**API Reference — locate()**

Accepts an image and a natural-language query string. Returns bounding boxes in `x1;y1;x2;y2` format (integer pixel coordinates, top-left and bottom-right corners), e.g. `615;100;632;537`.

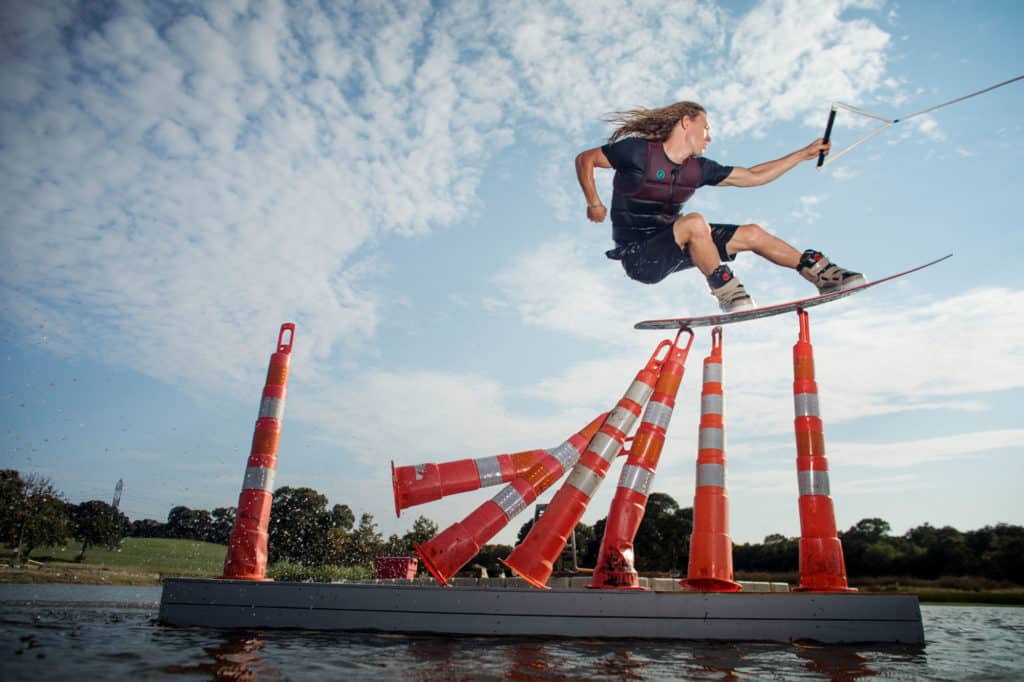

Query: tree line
3;469;1022;584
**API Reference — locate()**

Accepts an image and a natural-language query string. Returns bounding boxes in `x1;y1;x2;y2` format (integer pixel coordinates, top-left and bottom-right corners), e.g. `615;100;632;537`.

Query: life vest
609;140;701;244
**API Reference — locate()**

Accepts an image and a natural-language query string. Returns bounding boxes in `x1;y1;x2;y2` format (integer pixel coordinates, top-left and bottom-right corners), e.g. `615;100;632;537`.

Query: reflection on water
0;586;1020;681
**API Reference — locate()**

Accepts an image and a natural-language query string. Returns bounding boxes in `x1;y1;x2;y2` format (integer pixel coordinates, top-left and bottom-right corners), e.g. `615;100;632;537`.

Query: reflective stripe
259;396;285;420
588;431;619;460
699;427;724;451
547;440;579;469
492;485;527;519
605;405;638;434
696;463;725;488
567;465;603;498
798;470;831;496
243;466;276;491
703;363;722;384
794;393;819;417
624;381;655;407
414;464;427;481
701;394;723;416
476;456;503;487
619;464;654;496
642;400;673;430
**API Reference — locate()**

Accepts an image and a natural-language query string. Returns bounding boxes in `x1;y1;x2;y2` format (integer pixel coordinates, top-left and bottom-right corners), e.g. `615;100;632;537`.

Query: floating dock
159;578;924;644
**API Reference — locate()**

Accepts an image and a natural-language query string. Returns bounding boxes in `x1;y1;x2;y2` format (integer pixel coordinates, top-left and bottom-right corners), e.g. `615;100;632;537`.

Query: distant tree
71;500;128;560
844;518;892;543
166;506;213;541
632;493;692;573
0;470;25;540
904;524;969;578
975;524;1024;581
208;507;236;545
343;513;384;567
402;516;438;549
573;522;597;568
2;473;70;561
470;544;514;577
331;504;355;531
516;518;534;546
129;519;167;538
268;487;333;565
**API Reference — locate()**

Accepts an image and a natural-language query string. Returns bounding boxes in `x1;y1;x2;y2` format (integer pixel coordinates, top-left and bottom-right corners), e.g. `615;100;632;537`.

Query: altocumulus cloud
1;0;898;403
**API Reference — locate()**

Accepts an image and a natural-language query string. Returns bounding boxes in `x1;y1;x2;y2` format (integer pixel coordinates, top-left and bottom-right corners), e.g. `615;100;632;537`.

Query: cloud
791;193;829;222
692;0;893;136
828;429;1024;469
0;0;900;401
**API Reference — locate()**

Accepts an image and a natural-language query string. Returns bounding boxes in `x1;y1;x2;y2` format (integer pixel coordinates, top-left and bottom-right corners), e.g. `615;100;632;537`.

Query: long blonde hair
606;101;706;142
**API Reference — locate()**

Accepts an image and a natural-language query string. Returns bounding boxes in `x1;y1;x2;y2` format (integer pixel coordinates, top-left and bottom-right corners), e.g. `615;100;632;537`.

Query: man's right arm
575;147;612;223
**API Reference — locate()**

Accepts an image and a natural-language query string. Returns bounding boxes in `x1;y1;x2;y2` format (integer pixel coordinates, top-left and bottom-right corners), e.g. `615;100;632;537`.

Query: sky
2;0;1022;556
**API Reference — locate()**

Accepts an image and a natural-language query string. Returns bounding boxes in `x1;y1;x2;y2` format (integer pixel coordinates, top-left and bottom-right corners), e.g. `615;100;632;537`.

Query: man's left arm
718;138;831;187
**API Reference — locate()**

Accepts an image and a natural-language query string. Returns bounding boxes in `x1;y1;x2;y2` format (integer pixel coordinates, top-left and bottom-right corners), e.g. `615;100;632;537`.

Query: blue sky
2;0;1022;552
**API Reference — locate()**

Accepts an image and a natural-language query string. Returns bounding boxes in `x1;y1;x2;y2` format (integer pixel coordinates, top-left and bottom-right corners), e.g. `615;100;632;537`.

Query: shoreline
3;566;1021;605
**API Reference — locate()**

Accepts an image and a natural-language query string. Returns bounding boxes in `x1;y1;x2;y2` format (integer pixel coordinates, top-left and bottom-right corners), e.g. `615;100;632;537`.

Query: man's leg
675;214;754;312
672;213;724;275
724;223;801;268
725;223;865;293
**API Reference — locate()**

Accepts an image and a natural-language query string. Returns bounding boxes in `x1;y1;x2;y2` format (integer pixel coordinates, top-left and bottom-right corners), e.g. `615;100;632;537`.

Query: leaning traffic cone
791;310;856;592
222;323;295;581
590;331;695;589
680;327;742;592
503;341;670;590
414;414;605;587
392;447;552;517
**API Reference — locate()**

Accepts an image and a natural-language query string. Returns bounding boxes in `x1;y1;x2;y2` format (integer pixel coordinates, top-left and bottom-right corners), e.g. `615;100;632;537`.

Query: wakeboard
634;254;952;330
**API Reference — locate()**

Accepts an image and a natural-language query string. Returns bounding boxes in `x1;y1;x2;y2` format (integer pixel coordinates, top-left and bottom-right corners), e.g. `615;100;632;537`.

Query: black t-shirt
600;136;733;243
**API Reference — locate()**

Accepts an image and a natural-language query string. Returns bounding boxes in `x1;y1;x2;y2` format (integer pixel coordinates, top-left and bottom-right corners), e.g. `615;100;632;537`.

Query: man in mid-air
576;101;864;312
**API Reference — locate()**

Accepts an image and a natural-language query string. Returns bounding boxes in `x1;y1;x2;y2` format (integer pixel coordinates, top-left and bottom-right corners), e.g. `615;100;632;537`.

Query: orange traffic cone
502;341;670;590
590;330;695;589
222;323;295;581
680;327;741;592
791;310;856;592
392;447;551;517
414;414;605;586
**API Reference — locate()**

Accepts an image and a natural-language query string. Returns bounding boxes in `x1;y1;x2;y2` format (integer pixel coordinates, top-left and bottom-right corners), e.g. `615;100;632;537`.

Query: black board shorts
606;223;740;284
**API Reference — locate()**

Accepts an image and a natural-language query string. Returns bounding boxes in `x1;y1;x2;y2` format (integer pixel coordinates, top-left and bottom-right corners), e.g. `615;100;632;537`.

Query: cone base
413;542;452;588
679;578;742;593
219;574;273;582
588;569;645;590
793;585;858;593
500;559;551;591
586;584;647;591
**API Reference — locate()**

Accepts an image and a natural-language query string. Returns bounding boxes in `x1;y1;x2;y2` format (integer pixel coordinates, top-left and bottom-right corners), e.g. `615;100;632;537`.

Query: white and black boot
708;265;754;312
798;250;866;294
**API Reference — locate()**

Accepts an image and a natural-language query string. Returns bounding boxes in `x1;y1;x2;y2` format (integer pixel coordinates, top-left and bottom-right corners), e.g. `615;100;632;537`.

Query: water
1;584;1022;680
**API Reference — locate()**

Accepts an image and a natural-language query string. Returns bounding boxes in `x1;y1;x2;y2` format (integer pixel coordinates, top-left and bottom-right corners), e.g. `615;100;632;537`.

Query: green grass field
1;538;226;583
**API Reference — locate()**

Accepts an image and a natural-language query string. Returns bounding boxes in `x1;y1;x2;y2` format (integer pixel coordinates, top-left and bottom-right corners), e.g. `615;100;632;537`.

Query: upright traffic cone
680;327;742;592
222;323;295;581
791;310;856;592
414;414;605;586
392;447;552;517
590;330;695;589
503;341;670;590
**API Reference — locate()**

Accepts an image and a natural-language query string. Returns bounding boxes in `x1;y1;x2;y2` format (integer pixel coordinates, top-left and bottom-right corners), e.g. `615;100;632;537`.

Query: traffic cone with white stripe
414;414;605;587
590;331;695;589
392;447;552;517
222;323;295;581
502;341;670;590
791;310;855;592
680;327;741;592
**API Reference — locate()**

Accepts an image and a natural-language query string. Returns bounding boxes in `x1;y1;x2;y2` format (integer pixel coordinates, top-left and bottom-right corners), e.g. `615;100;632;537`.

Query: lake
1;584;1021;680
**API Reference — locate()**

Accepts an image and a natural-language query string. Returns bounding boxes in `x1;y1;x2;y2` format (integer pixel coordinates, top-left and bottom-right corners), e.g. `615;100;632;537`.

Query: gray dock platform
159;577;924;644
